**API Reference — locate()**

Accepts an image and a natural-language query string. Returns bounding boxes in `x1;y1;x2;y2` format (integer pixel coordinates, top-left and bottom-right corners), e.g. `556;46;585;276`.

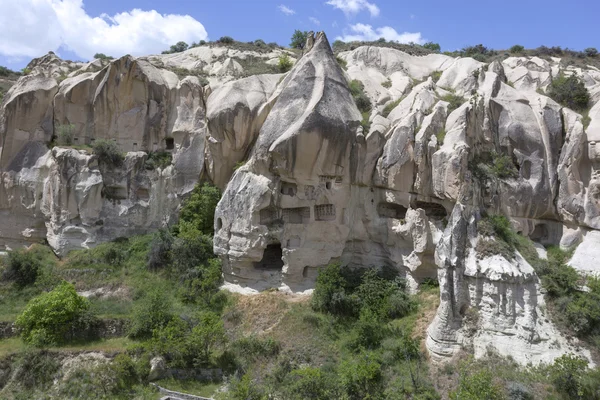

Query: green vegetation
93;53;114;61
441;93;466;114
218;36;235;44
290;30;309;50
509;44;525;54
423;42;441;53
348;79;372;132
92;138;124;167
382;98;402;118
332;39;436;56
381;78;392;88
16;281;94;347
450;360;504;400
56;123;75;146
0;66;16;77
168;66;210;85
144;151;172;170
470;151;519;182
431;70;443;83
162;41;189;54
547;74;590;111
277;54;293;73
336;55;348;70
435;129;446;145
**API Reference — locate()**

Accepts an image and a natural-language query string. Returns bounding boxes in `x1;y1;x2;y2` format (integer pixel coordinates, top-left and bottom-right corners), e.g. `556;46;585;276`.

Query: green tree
339;351;383;399
16;281;93;346
282;367;336;400
188;311;226;365
92;139;124;166
178;182;221;236
423;42;441;52
547;74;590;111
585;47;598;57
163;41;189;54
129;286;174;339
290;30;309;49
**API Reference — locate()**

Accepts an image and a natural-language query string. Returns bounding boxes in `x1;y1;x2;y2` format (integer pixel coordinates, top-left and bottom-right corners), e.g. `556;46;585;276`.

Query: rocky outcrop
4;32;600;365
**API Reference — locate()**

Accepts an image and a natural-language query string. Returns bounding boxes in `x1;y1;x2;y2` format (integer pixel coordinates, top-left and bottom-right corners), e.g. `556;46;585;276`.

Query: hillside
1;30;600;399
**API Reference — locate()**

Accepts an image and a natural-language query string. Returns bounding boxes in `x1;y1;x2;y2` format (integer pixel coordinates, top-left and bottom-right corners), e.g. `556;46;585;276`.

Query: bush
144;151;172;170
550;354;589;399
278;54;293;73
441;93;466;114
431;70;442;83
547;74;590;111
218;36;234;44
381;79;392;88
2;249;42;289
188;311;226;365
16;281;94;346
92;139;124;166
282;367;338;400
336;56;348;70
12;350;61;390
450;363;503;400
129;286;174;339
56;123;74;146
382;98;402;118
339;351;383;399
147;229;173;271
423;42;441;53
93;53;114;60
510;45;525;54
585;47;598;57
178;182;221;236
348;80;371;115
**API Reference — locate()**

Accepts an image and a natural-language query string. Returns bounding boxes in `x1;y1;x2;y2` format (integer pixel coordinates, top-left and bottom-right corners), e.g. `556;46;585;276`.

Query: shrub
253;39;266;47
450;364;503;400
381;79;392;88
550;354;589;399
218;36;234;44
290;30;309;49
56;123;74;146
348;80;371;115
585;47;598;57
188;311;226;365
436;129;446;145
92;139;124;166
178;182;221;236
93;53;114;60
382;98;402;118
336;56;348;70
311;263;356;316
12;350;61;390
2;249;42;288
223;373;266;400
282;367;337;400
423;42;441;53
171;233;214;273
547;74;590;111
509;45;525;54
431;70;443;83
278;54;293;73
0;66;14;77
339;351;383;399
147;229;173;270
129;286;174;339
144;151;172;170
441;93;466;114
16;281;94;346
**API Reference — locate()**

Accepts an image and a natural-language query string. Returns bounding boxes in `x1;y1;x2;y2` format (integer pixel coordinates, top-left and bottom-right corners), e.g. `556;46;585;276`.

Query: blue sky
1;0;598;70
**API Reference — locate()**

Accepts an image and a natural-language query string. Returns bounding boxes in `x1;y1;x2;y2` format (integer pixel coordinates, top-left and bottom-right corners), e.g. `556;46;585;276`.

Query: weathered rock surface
3;32;600;365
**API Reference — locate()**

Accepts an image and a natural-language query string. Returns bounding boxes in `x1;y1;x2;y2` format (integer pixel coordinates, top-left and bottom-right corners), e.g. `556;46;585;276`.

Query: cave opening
165;137;175;150
254;244;284;270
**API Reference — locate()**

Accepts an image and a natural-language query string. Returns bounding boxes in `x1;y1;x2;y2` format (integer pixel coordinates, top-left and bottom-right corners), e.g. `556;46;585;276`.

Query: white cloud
337;23;424;44
0;0;208;60
278;4;296;15
309;17;321;25
325;0;380;17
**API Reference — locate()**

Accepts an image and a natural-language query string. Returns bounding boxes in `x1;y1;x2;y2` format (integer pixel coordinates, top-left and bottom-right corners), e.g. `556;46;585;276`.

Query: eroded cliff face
2;32;600;365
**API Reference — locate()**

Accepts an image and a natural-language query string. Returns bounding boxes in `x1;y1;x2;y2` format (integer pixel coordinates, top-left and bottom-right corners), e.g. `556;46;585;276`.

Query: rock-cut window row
315;204;336;221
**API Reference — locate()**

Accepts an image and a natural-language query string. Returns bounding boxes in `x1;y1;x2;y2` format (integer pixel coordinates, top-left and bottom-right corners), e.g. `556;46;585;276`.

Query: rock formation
2;32;600;365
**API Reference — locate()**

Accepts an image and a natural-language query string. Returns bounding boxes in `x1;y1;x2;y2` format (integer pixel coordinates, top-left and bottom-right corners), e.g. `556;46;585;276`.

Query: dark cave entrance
254;244;284;270
165;137;175;150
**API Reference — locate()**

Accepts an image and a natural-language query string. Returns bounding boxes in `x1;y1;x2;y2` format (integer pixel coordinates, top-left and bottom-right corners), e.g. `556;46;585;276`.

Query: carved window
282;207;310;224
315;204;336;221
